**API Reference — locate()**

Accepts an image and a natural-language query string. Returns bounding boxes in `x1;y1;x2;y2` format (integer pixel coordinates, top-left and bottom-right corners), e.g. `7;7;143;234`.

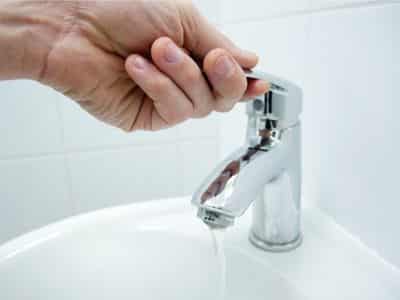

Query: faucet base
249;231;303;252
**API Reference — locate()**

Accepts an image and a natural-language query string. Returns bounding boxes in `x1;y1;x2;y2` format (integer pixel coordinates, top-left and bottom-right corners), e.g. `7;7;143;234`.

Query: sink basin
0;198;307;300
0;197;399;299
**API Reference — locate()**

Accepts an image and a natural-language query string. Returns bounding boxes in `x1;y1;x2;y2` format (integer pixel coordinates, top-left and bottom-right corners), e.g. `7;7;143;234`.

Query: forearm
0;1;73;81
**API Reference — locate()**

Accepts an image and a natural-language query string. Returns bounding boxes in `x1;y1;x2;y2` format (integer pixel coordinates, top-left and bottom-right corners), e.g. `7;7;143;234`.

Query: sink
0;197;399;299
0;198;307;300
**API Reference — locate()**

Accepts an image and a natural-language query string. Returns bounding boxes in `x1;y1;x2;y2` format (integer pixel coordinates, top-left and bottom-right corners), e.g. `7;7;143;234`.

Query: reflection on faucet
201;159;240;204
201;131;272;204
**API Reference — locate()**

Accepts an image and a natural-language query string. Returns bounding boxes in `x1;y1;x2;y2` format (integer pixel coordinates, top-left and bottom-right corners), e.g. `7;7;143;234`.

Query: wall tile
181;139;219;195
0;81;63;157
218;105;247;158
67;145;181;213
222;16;310;91
220;0;310;23
0;156;72;244
59;97;178;151
193;0;221;24
306;4;400;267
176;112;219;140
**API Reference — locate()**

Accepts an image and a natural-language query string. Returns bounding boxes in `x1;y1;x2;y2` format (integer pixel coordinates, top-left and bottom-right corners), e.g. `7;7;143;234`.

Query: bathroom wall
218;0;400;268
0;0;221;244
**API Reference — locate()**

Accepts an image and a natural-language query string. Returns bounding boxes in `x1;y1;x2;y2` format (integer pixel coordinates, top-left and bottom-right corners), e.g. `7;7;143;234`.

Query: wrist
0;1;77;80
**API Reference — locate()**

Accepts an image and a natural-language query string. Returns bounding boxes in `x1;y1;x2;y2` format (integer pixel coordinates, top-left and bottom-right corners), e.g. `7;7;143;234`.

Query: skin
0;0;269;131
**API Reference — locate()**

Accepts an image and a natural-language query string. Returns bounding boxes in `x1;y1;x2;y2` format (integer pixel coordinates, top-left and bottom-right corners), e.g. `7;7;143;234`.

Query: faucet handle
245;70;302;129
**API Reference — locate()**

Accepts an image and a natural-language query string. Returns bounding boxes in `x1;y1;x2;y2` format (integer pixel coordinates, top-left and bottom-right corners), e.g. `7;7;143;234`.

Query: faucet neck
192;70;303;251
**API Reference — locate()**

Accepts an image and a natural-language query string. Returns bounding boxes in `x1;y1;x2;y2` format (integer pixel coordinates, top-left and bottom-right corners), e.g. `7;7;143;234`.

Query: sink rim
0;197;191;262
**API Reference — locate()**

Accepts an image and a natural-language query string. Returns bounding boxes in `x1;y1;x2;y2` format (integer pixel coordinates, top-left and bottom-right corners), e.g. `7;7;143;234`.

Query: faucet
192;70;303;252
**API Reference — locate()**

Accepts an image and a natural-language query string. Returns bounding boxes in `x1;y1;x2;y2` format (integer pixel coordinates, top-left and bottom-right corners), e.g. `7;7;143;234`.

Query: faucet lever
244;70;302;127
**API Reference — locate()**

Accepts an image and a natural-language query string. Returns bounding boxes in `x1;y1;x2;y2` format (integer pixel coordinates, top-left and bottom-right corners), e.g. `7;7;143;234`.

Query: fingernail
164;42;183;64
213;55;235;79
131;56;147;70
241;49;258;58
259;80;270;93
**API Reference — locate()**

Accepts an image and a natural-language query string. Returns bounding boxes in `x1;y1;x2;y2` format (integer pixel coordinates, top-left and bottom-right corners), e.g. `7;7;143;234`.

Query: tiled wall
0;80;220;244
0;1;220;244
219;0;400;268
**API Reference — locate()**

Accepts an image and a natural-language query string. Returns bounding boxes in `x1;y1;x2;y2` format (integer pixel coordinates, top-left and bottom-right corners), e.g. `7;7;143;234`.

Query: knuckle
184;67;201;84
211;48;228;57
119;117;139;133
193;106;212;118
167;103;194;124
149;77;169;94
226;76;247;101
181;105;194;120
120;125;133;133
235;75;248;96
215;100;236;113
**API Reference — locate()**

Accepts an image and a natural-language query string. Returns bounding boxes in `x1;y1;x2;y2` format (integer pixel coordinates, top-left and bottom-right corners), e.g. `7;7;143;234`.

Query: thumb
184;9;258;69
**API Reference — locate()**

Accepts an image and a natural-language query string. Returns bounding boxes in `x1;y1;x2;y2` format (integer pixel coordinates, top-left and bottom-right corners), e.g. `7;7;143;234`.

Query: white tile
59;97;178;151
218;105;247;159
0;80;63;157
67;145;181;213
193;0;221;24
176;112;220;140
0;156;72;244
220;0;310;23
181;139;219;195
306;4;400;267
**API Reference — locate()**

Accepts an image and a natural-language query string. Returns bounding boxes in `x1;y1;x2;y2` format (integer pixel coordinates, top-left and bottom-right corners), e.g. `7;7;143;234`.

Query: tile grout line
222;0;400;25
0;136;219;162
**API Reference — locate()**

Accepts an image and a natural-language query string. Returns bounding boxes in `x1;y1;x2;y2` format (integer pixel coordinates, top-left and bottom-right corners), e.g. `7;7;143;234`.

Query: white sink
0;197;399;299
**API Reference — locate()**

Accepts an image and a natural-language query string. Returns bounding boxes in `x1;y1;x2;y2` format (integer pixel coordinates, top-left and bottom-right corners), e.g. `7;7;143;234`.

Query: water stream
209;228;227;300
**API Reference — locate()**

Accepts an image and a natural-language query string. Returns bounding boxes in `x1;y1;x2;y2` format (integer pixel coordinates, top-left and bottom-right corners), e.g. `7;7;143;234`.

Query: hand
1;1;268;131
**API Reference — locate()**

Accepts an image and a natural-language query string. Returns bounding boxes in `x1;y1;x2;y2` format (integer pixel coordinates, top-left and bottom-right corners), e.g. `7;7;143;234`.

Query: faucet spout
192;128;290;225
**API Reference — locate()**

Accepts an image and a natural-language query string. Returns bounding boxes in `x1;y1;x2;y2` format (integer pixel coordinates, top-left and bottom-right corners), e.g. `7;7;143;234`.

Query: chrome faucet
192;70;303;252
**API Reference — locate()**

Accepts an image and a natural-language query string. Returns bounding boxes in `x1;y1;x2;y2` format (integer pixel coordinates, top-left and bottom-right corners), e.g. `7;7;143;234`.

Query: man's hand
0;1;268;131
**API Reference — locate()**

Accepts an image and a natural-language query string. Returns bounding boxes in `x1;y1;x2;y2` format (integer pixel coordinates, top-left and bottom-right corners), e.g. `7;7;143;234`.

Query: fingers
151;37;214;118
186;17;270;103
242;79;270;101
203;48;248;112
197;24;258;69
126;36;269;130
125;54;194;128
152;38;266;114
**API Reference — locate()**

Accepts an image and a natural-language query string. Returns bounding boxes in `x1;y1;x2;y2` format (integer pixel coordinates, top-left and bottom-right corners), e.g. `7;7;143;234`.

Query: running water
209;228;227;300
